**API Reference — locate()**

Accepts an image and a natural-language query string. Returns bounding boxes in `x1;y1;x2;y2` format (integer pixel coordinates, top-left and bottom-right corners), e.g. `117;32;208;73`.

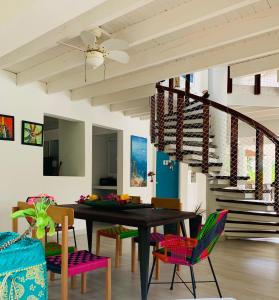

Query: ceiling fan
59;28;130;81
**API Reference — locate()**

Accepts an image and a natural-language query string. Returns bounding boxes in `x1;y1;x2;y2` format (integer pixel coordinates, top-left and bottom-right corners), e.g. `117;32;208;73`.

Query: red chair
148;210;228;298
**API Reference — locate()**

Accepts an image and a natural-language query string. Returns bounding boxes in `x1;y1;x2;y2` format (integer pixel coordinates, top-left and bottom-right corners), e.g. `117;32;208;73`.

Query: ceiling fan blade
100;38;129;51
80;31;96;48
59;41;85;52
107;50;130;64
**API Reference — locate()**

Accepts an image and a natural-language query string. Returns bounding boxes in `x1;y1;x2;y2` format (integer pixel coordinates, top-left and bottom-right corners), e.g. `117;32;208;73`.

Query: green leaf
36;227;45;239
12;208;36;219
47;217;56;236
36;216;48;228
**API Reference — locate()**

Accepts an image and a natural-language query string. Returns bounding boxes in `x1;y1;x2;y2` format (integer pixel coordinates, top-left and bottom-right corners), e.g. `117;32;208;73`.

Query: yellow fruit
89;194;98;201
120;194;130;201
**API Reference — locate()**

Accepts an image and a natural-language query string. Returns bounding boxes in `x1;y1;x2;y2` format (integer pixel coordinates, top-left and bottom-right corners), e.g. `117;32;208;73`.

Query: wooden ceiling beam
231;53;279;78
71;29;279;100
110;98;150;112
0;0;155;69
91;84;155;106
48;4;279;93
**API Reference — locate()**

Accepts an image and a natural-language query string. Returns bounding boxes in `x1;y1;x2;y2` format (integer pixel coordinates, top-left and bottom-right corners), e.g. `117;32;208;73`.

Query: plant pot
189;215;202;238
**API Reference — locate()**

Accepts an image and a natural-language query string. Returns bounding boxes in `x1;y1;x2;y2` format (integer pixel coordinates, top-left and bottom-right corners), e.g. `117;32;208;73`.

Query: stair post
202;104;210;173
168;79;174;115
230;116;238;187
274;143;279;211
176;93;184;161
157;87;165;152
255;129;264;200
150;95;156;144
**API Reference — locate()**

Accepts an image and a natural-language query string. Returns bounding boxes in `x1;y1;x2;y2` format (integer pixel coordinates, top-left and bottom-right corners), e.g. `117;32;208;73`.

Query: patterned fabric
134;232;165;245
98;225;138;240
153;210;228;266
46;250;109;277
0;232;47;300
45;242;75;257
0;263;47;300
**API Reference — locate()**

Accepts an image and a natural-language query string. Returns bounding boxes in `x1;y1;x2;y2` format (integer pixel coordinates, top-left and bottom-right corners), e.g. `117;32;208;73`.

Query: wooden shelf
93;185;117;190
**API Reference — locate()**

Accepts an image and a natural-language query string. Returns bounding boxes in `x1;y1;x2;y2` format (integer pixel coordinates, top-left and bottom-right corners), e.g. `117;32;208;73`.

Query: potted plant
0;195;56;251
189;203;205;238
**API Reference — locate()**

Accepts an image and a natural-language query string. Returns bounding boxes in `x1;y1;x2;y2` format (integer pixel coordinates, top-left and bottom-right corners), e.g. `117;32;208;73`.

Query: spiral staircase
150;83;279;238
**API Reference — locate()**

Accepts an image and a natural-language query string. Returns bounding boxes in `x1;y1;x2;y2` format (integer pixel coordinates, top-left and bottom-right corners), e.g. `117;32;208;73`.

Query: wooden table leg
138;226;151;300
86;220;94;253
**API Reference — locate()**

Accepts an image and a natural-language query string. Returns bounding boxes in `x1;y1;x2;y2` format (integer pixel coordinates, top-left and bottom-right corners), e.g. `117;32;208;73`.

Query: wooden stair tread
156;123;203;129
189;162;222;167
163;113;204;121
227;220;279;226
166;150;219;159
164;104;203;117
216;198;274;205
217;209;279;217
225;229;279;234
160;141;217;148
214;175;250;180
211;187;271;193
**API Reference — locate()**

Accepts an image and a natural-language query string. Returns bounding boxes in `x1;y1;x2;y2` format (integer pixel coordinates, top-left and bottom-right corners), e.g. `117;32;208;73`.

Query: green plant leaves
12;208;36;219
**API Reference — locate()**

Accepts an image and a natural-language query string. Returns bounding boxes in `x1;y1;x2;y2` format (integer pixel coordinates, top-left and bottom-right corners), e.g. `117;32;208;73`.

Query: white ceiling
1;0;279;119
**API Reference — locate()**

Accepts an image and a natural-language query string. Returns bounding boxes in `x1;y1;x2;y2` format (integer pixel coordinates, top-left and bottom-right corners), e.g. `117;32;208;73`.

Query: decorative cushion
134;232;165;245
98;225;138;239
45;242;75;257
46;250;109;277
0;232;47;299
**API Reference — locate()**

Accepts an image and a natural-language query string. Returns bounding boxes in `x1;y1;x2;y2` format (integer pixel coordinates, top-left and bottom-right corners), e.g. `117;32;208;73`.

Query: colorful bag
0;232;47;300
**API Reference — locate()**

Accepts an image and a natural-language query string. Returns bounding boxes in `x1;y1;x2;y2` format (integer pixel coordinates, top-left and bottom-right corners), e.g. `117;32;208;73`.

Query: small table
63;204;195;300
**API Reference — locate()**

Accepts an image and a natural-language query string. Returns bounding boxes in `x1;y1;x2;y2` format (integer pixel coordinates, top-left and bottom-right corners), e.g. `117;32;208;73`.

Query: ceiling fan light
87;51;104;68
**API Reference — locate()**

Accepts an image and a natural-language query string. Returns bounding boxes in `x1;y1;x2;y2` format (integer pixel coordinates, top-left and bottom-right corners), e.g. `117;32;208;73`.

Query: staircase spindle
150;95;156;144
168;79;174;115
202;104;210;173
176;93;184;161
185;74;191;106
274;143;279;211
157;88;165;151
255;129;264;200
230;116;238;187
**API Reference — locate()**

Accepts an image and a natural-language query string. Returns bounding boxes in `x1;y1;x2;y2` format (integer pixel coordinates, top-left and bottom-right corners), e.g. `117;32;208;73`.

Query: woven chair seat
98;225;138;239
46;250;109;277
45;242;75;257
134;232;165;245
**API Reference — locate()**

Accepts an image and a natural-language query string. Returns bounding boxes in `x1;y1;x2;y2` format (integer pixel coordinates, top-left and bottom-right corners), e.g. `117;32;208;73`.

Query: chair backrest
130;196;141;204
151;197;181;235
151;197;181;210
190;210;228;264
13;201;74;300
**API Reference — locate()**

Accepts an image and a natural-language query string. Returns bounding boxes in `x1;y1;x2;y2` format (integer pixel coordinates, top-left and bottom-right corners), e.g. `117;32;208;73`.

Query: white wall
0;70;154;231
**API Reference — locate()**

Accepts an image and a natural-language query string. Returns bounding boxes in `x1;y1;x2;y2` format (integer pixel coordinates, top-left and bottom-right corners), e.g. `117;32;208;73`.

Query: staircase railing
151;83;279;211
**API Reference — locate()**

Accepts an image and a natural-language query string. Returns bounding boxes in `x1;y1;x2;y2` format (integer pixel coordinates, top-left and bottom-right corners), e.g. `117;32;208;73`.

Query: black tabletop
63;204;195;227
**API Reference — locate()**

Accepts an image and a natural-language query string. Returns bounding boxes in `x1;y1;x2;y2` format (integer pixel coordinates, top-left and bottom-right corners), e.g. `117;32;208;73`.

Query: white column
208;66;229;174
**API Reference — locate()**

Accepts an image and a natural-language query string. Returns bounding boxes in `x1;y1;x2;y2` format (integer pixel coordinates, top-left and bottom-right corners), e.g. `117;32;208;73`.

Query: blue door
156;151;179;198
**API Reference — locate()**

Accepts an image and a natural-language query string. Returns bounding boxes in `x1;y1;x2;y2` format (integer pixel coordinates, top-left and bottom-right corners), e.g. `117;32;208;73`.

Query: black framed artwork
0;114;14;141
22;120;44;146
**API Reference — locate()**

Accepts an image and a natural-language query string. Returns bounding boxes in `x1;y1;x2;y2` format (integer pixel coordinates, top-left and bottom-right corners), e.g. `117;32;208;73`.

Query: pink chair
46;250;111;297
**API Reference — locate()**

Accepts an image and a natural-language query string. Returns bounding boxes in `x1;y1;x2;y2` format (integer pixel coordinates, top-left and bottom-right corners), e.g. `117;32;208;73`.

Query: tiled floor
48;228;279;300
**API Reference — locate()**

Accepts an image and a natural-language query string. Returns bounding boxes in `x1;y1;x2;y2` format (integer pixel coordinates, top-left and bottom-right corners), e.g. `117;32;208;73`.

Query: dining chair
96;196;141;268
15;201;112;300
131;197;182;278
148;210;228;299
26;196;78;249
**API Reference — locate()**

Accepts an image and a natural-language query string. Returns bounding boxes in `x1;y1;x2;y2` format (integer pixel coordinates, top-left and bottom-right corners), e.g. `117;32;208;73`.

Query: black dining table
63;204;195;300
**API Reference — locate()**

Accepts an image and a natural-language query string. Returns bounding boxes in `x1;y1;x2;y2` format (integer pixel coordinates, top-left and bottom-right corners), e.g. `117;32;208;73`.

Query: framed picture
130;135;147;187
0;114;14;141
22;120;44;146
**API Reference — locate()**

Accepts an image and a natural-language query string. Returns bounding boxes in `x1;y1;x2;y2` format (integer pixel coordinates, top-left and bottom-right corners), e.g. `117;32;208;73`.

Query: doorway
156;151;179;198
